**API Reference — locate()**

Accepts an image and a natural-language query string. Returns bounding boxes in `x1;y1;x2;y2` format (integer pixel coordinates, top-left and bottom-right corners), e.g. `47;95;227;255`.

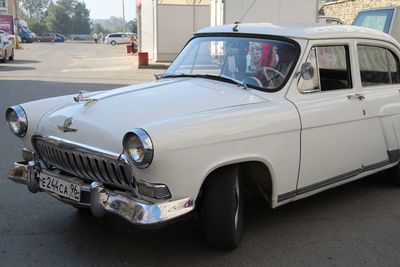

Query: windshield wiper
155;73;249;90
155;73;196;80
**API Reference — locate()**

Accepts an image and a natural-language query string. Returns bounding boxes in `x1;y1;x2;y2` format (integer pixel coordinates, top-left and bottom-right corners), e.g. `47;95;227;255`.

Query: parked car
353;6;400;42
6;24;400;249
0;35;14;62
318;16;344;25
37;33;56;42
18;27;35;43
0;30;23;45
52;33;65;42
104;33;131;46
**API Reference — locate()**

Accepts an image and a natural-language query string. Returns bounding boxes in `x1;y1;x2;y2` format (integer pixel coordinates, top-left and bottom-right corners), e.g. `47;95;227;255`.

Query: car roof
196;23;397;43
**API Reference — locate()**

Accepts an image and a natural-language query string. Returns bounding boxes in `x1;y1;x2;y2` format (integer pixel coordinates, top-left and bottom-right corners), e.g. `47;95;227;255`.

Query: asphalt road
1;42;400;267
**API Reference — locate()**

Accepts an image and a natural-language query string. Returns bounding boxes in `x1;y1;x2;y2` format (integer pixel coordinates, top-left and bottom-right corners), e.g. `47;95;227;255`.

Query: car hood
37;78;266;152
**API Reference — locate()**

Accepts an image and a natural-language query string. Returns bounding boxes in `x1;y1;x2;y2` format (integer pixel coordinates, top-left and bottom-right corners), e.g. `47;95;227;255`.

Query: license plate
39;173;81;202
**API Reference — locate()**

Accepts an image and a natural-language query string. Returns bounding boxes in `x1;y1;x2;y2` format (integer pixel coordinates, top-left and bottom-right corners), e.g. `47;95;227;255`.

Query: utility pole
12;0;19;48
122;0;126;33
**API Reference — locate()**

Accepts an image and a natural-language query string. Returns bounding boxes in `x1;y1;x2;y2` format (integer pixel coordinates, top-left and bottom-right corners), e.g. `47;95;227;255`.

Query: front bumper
8;161;195;226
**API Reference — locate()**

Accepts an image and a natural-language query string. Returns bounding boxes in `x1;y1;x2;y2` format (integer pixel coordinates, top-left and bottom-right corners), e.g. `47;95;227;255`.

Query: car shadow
7;59;41;65
0;65;36;71
48;170;398;265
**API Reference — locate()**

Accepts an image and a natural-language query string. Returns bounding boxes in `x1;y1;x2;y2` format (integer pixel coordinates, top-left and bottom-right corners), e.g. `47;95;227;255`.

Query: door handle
347;93;365;100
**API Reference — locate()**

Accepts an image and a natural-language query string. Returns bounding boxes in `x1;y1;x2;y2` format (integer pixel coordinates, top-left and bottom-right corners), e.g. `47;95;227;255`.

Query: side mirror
299;62;314;80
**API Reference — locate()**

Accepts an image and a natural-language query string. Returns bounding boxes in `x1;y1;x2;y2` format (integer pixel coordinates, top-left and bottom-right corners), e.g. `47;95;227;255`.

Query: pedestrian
93;33;98;44
129;33;137;53
99;32;104;43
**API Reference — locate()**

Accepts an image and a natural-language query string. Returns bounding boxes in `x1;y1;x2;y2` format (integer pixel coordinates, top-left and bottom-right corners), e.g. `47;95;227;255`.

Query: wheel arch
196;159;275;208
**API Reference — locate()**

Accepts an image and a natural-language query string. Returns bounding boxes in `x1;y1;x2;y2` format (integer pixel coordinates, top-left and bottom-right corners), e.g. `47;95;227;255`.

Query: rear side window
298;45;352;93
358;45;400;86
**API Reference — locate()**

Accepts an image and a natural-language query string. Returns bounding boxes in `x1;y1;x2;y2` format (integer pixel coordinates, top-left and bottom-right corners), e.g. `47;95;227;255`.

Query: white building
137;0;318;62
0;0;12;15
137;0;211;62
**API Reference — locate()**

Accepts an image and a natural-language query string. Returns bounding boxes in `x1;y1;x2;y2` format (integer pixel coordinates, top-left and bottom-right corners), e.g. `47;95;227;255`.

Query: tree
45;2;72;34
57;0;78;16
20;0;50;20
25;18;48;34
71;2;90;34
92;23;106;34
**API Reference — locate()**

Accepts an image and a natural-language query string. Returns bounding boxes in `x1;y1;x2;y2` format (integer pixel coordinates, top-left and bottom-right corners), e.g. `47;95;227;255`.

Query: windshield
165;35;299;91
353;9;394;33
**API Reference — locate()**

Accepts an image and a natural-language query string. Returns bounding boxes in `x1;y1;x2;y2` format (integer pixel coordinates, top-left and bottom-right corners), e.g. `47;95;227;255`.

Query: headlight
123;128;153;168
5;105;28;138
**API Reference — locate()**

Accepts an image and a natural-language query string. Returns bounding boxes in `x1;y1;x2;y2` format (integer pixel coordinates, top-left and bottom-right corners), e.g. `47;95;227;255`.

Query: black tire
22;38;26;43
202;165;243;249
111;40;116;46
387;163;400;186
72;204;92;214
9;49;14;61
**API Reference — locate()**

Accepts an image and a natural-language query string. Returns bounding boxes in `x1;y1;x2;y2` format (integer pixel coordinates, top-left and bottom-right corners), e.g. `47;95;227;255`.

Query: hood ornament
73;90;97;105
58;117;78;133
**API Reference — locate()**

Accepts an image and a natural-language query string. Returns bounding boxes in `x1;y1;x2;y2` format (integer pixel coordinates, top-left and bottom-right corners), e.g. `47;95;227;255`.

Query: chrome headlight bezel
123;128;154;169
5;105;28;138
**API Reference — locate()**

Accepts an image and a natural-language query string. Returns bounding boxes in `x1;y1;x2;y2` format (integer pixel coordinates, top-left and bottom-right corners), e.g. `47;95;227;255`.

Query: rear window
352;9;394;33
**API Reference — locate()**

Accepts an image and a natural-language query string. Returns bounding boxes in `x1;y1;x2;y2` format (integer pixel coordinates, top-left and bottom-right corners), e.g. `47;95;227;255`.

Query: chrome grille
32;136;135;190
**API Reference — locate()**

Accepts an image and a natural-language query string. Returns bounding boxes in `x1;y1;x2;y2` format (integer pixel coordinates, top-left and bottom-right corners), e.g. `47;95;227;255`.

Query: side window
317;46;352;90
387;50;400;84
358;45;390;86
298;45;352;93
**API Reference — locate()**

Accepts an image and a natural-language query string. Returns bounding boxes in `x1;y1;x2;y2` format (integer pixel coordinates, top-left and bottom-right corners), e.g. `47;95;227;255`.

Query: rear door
355;40;400;163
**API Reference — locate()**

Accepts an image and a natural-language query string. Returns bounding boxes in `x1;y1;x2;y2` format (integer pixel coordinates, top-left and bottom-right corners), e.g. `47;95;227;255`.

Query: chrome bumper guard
8;161;195;226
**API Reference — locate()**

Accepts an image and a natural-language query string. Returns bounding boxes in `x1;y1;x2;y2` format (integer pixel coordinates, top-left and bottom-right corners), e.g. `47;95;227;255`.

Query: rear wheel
387;163;400;186
202;165;243;249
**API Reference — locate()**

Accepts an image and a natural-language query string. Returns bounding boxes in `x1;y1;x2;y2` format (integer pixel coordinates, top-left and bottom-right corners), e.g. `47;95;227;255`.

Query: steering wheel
241;76;263;88
254;67;285;88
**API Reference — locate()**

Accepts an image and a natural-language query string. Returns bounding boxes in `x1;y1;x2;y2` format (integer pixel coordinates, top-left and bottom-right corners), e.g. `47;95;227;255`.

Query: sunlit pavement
0;42;161;85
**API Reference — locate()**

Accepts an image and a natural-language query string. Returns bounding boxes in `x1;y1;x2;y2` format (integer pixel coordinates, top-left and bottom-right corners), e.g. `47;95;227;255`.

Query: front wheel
111;40;117;46
1;51;8;63
202;165;243;249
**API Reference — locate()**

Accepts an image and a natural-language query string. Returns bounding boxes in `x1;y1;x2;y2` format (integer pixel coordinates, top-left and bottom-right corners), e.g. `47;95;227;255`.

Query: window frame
0;0;7;9
298;43;353;94
356;43;400;88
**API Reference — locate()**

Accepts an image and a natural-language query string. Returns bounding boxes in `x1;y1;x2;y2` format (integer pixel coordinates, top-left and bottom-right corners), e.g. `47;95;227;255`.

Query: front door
286;41;377;195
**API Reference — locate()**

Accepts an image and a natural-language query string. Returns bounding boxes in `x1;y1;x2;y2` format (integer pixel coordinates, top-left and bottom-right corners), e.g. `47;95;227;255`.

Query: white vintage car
6;24;400;249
